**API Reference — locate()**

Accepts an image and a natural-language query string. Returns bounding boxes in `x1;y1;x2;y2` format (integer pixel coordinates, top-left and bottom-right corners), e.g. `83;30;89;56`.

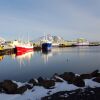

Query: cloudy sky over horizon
0;0;100;41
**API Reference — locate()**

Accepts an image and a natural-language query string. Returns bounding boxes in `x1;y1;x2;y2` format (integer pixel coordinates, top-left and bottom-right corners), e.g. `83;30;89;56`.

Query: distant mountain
31;35;64;43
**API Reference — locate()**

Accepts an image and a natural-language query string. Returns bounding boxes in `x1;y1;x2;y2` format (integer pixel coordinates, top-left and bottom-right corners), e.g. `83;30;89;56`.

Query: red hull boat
16;46;33;52
15;43;33;53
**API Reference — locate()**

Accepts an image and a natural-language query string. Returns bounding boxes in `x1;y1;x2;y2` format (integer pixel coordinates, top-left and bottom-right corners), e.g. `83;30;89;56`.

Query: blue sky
0;0;100;41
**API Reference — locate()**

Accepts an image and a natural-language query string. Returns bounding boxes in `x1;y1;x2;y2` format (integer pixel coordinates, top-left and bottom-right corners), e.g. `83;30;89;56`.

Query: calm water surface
0;46;100;82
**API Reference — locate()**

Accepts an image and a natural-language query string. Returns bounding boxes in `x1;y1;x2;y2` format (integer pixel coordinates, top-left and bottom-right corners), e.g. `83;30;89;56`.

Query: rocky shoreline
42;87;100;100
0;70;100;100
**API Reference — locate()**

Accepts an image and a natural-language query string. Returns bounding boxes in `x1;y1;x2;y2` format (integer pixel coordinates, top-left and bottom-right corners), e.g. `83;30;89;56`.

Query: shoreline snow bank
0;70;100;100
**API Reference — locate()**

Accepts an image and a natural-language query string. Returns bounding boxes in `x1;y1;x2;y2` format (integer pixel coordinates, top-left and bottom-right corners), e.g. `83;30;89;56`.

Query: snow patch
0;79;100;100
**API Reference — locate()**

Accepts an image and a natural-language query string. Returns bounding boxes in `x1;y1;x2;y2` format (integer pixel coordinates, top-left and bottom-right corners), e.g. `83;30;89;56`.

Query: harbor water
0;46;100;82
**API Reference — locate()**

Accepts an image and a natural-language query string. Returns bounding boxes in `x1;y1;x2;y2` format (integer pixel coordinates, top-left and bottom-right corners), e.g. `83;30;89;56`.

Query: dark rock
53;76;63;82
41;80;55;89
0;83;3;92
16;86;27;94
59;72;75;83
28;79;38;86
80;74;92;79
1;80;18;94
72;77;85;87
91;70;99;77
80;70;100;79
38;77;44;83
93;77;100;83
25;84;33;89
53;73;59;76
52;74;63;82
96;73;100;77
42;88;100;100
38;77;55;89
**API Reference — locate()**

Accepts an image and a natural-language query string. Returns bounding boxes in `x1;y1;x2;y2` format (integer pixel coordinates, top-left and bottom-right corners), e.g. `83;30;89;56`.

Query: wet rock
16;86;27;94
59;72;75;83
72;77;85;87
93;77;100;83
1;80;18;94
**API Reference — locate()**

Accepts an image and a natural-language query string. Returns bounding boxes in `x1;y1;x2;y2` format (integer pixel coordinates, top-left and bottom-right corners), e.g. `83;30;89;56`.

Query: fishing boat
15;42;33;53
52;43;60;47
42;40;52;51
41;35;52;51
73;38;89;46
15;34;34;53
74;42;89;46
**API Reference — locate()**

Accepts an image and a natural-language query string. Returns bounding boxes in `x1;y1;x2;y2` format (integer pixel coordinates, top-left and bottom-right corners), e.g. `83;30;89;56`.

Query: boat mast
27;33;29;43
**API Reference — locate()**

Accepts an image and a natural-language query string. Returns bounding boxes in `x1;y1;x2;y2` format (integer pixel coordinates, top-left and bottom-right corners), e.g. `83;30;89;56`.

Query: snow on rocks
0;70;100;100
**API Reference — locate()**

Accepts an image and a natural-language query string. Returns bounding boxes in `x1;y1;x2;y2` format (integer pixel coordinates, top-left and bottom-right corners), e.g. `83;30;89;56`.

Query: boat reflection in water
15;51;34;68
41;47;70;63
0;55;4;61
41;50;53;63
41;47;63;63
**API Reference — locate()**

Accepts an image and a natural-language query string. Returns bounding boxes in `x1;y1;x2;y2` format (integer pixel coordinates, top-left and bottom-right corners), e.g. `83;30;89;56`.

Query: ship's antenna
27;33;29;43
44;32;46;41
45;33;47;41
18;33;21;41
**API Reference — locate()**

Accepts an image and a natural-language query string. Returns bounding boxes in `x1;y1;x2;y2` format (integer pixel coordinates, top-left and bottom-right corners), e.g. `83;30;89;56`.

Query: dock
0;48;15;56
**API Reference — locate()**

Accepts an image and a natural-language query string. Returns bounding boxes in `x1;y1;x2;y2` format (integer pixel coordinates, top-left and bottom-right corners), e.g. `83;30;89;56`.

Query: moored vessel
41;34;52;51
42;41;52;51
73;38;89;46
15;42;33;53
